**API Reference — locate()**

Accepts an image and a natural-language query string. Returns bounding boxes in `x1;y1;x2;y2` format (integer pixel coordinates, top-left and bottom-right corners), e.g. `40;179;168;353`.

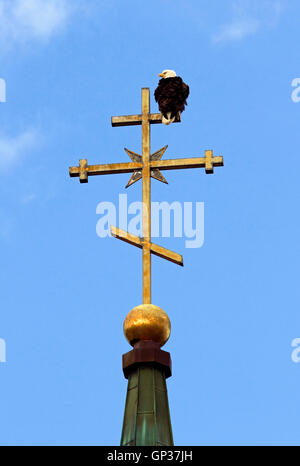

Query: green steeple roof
121;364;173;446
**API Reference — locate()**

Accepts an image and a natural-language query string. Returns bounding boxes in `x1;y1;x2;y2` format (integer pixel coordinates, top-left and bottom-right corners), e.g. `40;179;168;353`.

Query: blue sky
0;0;300;446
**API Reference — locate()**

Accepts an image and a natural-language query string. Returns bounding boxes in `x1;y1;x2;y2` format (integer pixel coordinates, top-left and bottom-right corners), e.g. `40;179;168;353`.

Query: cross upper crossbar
111;113;181;127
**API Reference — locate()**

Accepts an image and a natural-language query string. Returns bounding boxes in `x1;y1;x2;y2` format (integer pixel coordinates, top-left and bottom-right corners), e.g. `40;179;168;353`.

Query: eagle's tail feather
162;112;176;126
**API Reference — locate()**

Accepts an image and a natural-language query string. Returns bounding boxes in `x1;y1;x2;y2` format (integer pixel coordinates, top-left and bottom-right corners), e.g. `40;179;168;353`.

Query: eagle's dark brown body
154;77;190;120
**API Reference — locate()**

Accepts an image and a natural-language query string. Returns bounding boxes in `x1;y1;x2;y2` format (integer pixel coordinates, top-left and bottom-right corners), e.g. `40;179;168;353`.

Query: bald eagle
154;70;190;125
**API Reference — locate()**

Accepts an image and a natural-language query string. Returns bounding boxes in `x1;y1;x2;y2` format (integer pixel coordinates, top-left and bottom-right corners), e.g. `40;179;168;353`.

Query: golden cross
69;88;224;304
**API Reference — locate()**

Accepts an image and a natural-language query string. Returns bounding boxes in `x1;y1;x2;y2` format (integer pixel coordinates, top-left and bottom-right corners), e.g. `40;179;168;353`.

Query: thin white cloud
0;129;38;173
21;193;37;204
213;0;284;44
213;18;259;43
0;0;80;47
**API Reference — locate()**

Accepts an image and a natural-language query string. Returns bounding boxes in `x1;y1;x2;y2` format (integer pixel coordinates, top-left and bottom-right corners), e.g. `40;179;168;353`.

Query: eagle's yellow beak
159;73;164;77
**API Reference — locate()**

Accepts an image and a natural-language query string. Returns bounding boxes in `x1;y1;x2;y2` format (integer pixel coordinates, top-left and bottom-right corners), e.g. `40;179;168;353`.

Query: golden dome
124;304;171;348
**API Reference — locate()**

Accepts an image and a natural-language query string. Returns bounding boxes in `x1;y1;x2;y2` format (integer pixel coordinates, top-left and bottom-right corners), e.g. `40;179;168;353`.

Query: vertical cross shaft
142;88;151;304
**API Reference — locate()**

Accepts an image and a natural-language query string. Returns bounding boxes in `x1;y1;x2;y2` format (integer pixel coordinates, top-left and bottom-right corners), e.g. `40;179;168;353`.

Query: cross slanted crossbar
69;88;224;304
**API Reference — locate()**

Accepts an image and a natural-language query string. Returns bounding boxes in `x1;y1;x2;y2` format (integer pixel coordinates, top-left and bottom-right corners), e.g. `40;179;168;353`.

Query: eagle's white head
159;69;177;79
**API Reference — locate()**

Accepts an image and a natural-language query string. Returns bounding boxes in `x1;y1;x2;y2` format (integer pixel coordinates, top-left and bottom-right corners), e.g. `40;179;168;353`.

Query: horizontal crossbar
151;156;224;171
69;161;143;181
111;113;181;127
69;152;224;183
